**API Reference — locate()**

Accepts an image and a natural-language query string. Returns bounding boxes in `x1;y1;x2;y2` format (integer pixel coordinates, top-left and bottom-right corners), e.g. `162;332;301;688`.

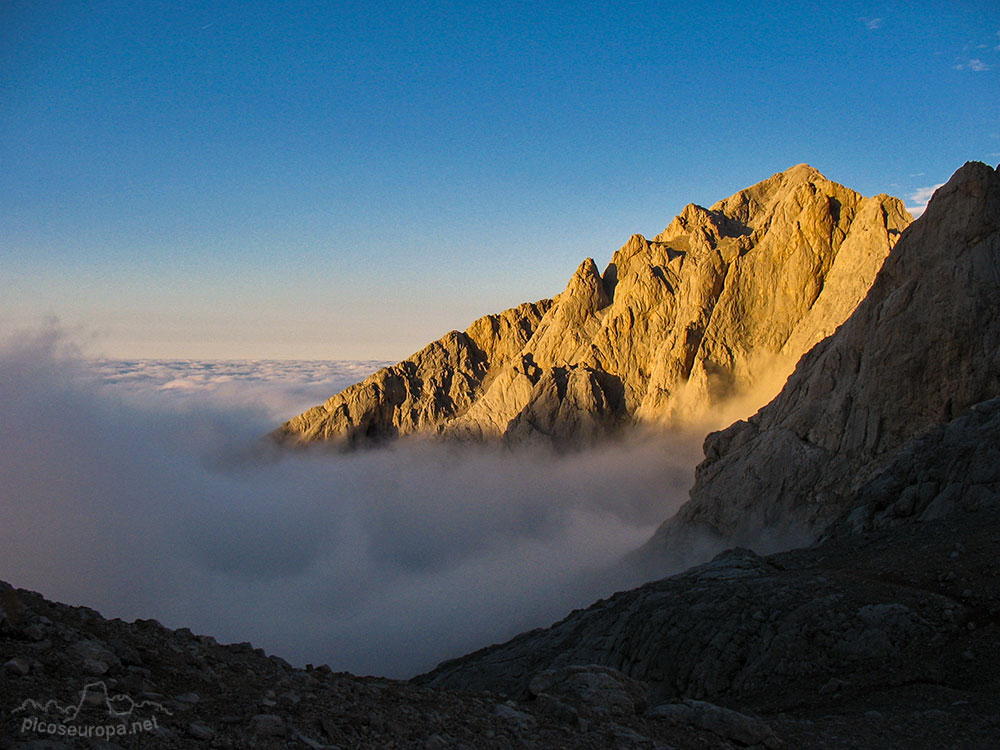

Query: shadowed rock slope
418;506;1000;749
0;579;784;749
642;160;1000;559
276;165;909;448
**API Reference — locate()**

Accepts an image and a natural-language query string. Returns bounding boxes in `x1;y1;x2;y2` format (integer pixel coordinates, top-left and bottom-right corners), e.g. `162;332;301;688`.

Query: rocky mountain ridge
640;160;1000;562
276;165;910;448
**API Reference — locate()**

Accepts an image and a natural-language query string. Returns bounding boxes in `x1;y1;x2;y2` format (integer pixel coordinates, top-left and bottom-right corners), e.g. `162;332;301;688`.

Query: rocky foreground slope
277;165;909;448
0;579;762;750
4;506;1000;749
420;505;1000;749
0;577;777;750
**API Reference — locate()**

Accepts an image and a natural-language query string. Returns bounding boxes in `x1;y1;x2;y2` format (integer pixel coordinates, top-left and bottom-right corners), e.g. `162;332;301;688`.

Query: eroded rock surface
643;162;1000;553
0;581;752;749
275;300;552;447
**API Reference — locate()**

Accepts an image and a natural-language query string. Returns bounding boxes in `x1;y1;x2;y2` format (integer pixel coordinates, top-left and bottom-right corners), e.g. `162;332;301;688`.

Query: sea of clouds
0;327;704;678
89;357;390;422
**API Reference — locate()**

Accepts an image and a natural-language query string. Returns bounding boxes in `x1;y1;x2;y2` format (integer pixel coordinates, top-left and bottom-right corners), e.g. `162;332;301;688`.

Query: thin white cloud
906;182;946;218
861;16;883;30
910;184;942;204
953;33;996;71
89;358;391;421
954;30;999;68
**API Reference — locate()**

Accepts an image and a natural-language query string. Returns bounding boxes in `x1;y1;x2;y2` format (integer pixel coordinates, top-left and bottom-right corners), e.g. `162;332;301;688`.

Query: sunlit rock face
643;161;1000;558
275;165;910;449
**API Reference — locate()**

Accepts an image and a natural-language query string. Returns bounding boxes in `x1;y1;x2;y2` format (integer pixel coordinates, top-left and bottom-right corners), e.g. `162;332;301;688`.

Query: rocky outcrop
420;545;944;703
274;300;552;446
277;165;910;448
846;396;1000;531
643;162;1000;554
417;504;1000;749
648;700;781;749
528;664;650;718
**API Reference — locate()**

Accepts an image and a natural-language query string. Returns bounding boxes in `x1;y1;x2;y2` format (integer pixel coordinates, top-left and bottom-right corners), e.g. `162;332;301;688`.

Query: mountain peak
275;167;910;448
751;163;829;193
920;160;999;229
781;162;824;179
649;160;1000;555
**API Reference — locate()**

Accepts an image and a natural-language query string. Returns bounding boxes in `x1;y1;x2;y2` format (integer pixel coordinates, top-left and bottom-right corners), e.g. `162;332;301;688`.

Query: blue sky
2;0;998;359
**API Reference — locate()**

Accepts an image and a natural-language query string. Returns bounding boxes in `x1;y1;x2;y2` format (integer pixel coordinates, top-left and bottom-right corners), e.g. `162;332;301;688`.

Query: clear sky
3;0;998;359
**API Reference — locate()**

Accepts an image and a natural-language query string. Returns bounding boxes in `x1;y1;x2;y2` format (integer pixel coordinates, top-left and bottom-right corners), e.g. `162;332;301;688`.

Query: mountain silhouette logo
13;681;173;723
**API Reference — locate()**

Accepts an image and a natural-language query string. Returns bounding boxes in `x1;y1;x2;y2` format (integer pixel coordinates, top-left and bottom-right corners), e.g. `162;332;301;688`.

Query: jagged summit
276;165;911;448
641;161;1000;561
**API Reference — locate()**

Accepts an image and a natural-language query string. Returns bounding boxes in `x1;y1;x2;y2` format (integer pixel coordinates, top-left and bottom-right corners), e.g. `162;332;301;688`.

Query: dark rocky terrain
420;506;1000;748
1;577;770;749
4;503;999;748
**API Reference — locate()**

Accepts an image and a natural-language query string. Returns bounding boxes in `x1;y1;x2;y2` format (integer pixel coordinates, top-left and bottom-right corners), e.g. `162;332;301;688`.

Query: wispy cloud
90;358;390;421
860;16;883;30
953;32;999;69
906;182;945;218
954;58;991;71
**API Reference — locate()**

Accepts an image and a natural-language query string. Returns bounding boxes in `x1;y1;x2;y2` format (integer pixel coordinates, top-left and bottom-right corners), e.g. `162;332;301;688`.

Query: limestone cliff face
277;165;910;448
275;300;552;446
646;161;1000;552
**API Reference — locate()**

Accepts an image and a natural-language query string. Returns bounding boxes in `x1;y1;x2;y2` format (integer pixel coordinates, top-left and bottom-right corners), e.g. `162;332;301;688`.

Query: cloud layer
0;329;702;677
89;357;391;421
906;182;946;218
